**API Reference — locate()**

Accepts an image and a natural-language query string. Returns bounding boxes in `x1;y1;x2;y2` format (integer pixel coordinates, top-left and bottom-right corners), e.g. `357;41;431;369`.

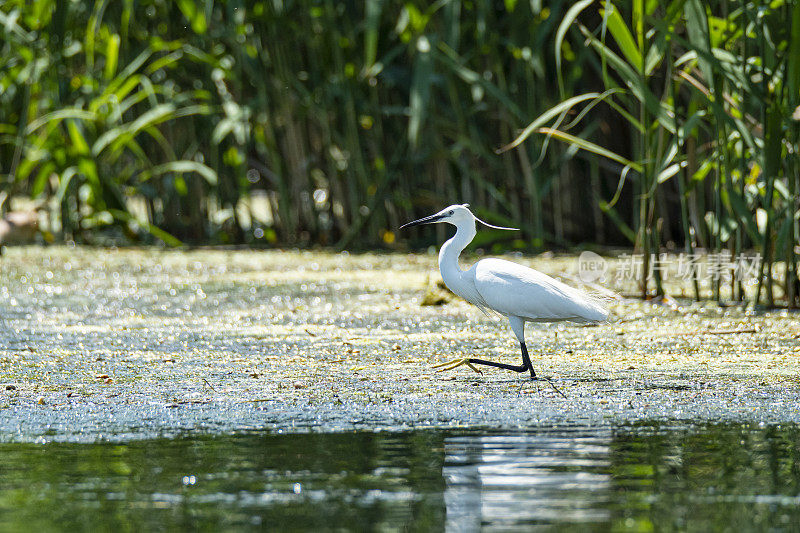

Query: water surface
1;422;797;531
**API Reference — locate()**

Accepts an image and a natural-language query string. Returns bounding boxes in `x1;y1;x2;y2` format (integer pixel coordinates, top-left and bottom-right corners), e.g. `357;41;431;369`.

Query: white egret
400;204;608;379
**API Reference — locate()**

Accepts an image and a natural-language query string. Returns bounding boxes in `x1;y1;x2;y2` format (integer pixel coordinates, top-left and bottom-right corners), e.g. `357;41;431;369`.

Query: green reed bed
0;1;797;306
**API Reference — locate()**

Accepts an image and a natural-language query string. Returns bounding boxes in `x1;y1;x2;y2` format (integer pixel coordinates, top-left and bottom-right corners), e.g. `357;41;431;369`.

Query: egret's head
399;204;518;230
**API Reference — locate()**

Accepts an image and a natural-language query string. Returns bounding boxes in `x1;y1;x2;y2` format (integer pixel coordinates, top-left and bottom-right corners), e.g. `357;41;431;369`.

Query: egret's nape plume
474;216;519;231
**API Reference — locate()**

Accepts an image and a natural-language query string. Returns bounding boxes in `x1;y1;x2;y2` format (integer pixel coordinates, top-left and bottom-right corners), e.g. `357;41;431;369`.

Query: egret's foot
529;376;567;398
432;358;483;374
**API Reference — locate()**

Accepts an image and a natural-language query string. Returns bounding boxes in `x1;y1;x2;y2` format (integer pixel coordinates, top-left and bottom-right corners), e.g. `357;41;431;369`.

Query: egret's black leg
465;357;528;373
466;341;535;376
519;342;536;379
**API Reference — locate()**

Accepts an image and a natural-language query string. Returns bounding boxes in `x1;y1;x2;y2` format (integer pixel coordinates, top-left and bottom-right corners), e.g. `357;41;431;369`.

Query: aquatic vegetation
510;1;800;306
1;247;799;443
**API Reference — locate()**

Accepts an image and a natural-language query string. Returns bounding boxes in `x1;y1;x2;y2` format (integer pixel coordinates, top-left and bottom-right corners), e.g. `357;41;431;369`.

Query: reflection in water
443;430;612;530
0;424;798;530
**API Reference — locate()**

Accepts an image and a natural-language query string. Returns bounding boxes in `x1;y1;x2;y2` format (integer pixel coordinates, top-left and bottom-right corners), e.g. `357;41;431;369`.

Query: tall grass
2;0;607;250
0;0;798;306
507;0;799;306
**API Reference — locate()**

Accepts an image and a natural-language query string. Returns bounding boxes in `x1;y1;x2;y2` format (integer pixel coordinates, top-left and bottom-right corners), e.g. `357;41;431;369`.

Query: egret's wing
453;271;500;319
473;258;608;322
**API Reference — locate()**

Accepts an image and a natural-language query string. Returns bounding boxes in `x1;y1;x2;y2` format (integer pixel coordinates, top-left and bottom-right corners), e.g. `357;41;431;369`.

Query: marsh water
3;248;800;530
1;423;798;531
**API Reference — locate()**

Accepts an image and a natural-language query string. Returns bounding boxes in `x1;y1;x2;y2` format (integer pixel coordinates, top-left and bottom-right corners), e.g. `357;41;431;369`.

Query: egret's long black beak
399;213;446;229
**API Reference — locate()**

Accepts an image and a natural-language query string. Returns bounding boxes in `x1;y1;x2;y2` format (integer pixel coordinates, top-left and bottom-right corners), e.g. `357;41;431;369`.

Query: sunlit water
0;423;798;531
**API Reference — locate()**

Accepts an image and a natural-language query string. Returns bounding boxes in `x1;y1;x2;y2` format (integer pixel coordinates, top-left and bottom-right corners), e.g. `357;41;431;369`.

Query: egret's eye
448;210;454;215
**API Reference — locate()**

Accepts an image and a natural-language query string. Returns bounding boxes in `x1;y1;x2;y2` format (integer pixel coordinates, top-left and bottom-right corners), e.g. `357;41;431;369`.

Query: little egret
400;204;608;379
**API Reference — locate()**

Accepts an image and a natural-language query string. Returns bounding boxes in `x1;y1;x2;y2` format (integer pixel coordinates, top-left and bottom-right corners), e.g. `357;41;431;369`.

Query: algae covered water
3;247;800;439
0;423;798;531
2;247;800;530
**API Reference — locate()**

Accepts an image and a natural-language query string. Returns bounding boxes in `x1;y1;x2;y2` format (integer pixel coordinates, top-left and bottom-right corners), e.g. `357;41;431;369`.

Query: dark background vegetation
1;0;798;305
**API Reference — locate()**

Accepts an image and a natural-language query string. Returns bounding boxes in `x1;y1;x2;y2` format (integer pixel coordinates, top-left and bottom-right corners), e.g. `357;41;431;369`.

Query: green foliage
1;0;602;250
514;0;800;305
1;0;220;242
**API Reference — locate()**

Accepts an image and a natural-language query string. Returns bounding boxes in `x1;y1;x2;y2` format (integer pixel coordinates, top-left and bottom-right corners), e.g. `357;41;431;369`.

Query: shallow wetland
1;247;799;529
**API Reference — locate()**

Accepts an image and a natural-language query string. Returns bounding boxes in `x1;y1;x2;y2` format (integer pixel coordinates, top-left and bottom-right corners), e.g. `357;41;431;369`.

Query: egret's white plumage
401;204;608;378
471;258;608;323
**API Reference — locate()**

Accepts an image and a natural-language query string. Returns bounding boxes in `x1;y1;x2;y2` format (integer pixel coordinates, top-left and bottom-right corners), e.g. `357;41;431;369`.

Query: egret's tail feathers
572;291;611;323
556;272;622;301
556;276;617;324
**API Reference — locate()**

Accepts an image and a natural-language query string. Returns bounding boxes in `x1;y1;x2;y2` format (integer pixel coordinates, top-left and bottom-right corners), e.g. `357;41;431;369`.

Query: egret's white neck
438;219;476;283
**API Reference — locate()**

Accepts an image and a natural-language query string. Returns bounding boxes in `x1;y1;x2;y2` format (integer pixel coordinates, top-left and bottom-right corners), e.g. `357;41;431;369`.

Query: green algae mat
1;246;799;442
